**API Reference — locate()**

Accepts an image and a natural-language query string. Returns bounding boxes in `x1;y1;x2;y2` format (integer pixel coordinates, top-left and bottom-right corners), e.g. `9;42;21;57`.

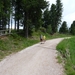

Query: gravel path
0;38;64;75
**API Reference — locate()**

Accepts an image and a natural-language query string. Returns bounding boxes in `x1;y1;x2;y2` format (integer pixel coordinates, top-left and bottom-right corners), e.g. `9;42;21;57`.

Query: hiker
40;34;43;43
43;35;46;42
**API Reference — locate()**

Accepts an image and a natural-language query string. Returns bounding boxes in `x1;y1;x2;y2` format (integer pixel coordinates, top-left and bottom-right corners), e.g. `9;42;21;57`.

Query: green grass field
56;37;75;75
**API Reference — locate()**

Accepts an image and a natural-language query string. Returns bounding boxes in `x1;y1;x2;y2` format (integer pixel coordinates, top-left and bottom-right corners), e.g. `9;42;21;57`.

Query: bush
40;27;46;33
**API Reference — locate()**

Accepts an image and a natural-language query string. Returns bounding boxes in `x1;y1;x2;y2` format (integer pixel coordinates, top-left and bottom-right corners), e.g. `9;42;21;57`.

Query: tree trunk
14;19;16;30
11;16;12;30
25;22;28;38
24;11;28;38
8;18;10;33
17;19;19;32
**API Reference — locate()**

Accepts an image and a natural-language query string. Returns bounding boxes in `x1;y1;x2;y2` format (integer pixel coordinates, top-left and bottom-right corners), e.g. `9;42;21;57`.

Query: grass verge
56;37;75;75
0;33;39;60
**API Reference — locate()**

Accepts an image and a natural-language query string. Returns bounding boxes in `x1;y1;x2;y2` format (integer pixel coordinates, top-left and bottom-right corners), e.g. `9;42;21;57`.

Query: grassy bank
0;32;72;61
0;33;39;60
56;37;75;75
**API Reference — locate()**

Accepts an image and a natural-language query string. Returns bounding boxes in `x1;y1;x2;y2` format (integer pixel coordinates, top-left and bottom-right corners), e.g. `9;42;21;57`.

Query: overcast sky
46;0;75;27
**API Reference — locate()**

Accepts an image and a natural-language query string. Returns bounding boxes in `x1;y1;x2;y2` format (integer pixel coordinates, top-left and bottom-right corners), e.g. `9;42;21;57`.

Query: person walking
40;34;43;44
43;35;46;42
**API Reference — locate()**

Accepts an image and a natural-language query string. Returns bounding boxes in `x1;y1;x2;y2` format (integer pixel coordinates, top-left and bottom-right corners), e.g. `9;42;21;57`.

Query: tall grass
56;37;75;75
0;34;39;60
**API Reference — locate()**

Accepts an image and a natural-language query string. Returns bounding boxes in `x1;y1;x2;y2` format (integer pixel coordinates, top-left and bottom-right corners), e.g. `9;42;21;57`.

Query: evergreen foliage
0;0;11;30
70;20;75;35
0;0;71;37
43;8;50;28
59;21;68;34
0;0;49;38
43;0;63;34
56;0;63;25
50;4;56;33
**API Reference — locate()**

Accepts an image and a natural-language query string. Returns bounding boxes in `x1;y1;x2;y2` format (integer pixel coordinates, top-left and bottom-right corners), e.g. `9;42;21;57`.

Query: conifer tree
59;21;68;34
70;21;75;35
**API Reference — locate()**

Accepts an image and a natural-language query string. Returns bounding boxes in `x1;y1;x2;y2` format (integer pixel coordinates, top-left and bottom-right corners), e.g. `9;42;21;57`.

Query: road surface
0;38;64;75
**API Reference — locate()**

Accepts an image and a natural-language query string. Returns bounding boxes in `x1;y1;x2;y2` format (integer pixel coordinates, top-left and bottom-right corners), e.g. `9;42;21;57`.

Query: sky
46;0;75;27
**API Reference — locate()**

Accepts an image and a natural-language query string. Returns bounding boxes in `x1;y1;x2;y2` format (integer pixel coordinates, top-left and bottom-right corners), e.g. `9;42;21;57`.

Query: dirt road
0;38;64;75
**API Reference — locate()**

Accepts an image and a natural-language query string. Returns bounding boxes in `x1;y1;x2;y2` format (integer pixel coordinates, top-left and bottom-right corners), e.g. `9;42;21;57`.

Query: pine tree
48;0;63;34
43;8;50;28
22;0;48;38
0;0;11;30
14;0;23;31
70;20;75;35
50;4;56;33
55;0;63;32
59;21;68;34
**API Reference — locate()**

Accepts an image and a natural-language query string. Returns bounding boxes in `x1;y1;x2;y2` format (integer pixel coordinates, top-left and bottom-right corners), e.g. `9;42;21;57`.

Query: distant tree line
59;21;68;34
59;20;75;35
0;0;75;38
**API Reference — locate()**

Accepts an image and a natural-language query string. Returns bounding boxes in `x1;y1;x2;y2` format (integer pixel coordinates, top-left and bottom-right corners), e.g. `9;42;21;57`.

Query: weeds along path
0;38;64;75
